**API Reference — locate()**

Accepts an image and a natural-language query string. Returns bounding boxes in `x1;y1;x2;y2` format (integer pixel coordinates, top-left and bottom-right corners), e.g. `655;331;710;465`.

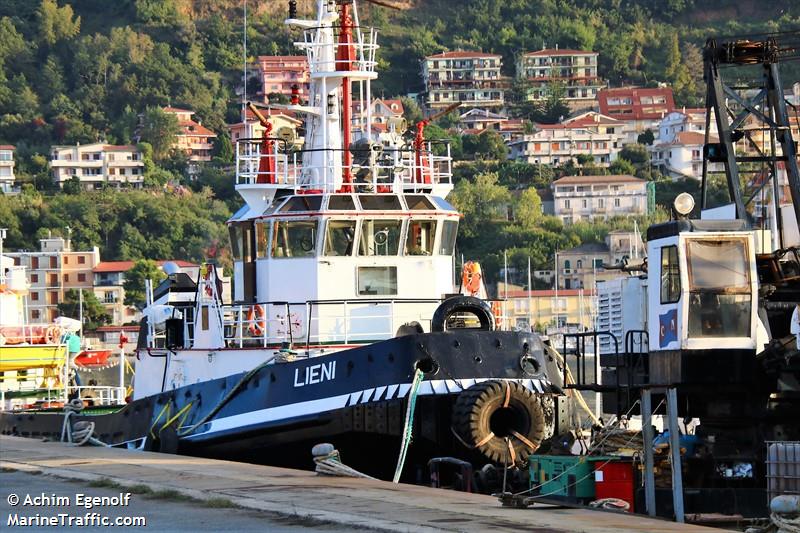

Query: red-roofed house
508;113;626;167
50;143;145;190
651;131;721;180
351;98;405;134
422;51;509;109
551;175;649;224
516;47;604;112
0;144;15;193
598;86;675;142
161;107;217;171
93;260;199;324
256;55;310;102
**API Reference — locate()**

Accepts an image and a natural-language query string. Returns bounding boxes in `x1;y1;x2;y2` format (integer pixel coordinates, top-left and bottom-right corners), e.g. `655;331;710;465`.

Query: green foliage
38;0;81;46
609;158;636;175
462;130;509;161
123;259;166;308
637;129;655;145
138;107;180;162
57;289;110;331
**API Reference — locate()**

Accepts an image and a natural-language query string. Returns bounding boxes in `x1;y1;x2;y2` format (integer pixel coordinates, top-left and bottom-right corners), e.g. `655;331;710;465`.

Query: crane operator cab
645;200;762;394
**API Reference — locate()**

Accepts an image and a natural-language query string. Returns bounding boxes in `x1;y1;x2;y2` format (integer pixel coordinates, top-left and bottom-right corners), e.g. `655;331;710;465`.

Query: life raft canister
452;380;545;465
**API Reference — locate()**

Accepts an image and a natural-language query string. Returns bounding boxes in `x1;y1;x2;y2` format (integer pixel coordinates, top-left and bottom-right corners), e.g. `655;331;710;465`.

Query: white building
50;143;145;189
422;51;508;109
508;126;621;167
551;174;649;224
0;145;15;193
650;131;721;180
516;48;604;111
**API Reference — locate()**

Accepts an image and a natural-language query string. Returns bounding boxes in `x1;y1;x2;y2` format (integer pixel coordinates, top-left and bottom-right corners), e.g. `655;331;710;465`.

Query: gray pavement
1;470;361;532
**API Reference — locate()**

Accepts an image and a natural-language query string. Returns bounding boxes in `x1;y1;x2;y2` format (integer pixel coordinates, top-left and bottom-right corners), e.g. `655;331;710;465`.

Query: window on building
564;199;571;208
582;199;587;208
564;259;571;270
576;260;583;269
31;291;39;301
594;258;604;268
63;274;69;282
50;256;57;268
78;273;86;283
32;257;39;269
63;256;69;265
31;274;38;283
32;310;40;320
614;198;620;207
78;256;86;264
660;245;681;304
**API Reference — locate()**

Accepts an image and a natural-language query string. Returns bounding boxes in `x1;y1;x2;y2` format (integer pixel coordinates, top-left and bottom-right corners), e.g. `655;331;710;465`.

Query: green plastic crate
529;455;611;499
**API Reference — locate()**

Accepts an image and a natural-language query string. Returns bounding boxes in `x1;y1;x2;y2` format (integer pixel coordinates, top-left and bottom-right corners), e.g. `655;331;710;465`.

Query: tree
123;259;166;309
38;0;81;46
138;106;180;162
62;175;82;194
57;289;111;331
619;144;650;166
213;132;234;163
609;158;636;175
513;188;543;229
637;129;655;145
463;130;509;161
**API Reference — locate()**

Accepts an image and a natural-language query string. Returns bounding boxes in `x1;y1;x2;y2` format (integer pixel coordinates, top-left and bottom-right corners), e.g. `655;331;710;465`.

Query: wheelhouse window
358;266;398;296
686;238;751;338
279;195;323;213
323;220;356;256
328;194;356;210
271;220;318;258
439;220;458;255
255;221;269;258
358;219;402;256
229;224;243;261
405;220;437;255
359;195;402;211
660;245;680;304
406;195;435;210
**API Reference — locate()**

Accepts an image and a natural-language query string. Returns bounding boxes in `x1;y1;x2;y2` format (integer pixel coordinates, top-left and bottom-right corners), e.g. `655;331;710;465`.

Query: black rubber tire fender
430;296;494;332
452;380;545;465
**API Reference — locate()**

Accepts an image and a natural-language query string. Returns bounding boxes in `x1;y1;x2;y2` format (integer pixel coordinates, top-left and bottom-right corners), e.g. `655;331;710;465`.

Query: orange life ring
45;326;62;345
248;305;266;336
461;261;482;296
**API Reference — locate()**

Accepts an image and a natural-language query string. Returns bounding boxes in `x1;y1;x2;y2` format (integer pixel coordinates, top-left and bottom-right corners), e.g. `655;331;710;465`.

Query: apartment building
516;48;604;111
162;107;217;171
657;108;710;143
551;174;650;224
501;288;596;331
6;237;100;323
422;51;508;110
598;87;675;143
556;230;645;290
93;260;198;325
651;131;723;180
508;127;620;167
256;55;310;102
50;143;145;189
0;145;15;193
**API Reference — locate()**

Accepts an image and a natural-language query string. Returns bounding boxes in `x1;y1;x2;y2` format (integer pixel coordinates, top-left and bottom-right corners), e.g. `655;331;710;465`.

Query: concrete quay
0;435;721;532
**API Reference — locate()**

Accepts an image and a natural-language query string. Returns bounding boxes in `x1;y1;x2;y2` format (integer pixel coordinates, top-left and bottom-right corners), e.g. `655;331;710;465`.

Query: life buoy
461;261;482;296
45;326;62;345
451;380;545;465
247;305;266;336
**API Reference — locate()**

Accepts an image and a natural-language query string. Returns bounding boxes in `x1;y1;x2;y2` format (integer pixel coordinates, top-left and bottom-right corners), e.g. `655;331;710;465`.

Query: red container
593;460;635;512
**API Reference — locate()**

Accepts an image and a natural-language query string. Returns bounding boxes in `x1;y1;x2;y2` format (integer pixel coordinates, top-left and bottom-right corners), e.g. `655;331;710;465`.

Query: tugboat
1;0;563;482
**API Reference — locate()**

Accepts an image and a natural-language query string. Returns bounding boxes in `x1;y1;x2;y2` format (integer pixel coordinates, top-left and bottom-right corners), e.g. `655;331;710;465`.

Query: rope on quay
61;398;108;447
312;444;376;479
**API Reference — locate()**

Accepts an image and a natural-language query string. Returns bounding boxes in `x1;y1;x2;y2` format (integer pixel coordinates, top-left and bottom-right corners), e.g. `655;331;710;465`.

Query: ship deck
0;435;722;532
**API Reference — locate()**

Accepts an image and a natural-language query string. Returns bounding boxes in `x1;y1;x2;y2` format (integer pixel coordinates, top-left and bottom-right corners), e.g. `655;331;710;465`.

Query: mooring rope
392;368;425;483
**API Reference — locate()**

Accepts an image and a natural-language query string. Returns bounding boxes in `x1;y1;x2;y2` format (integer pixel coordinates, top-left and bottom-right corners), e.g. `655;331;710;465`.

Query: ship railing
68;385;126;406
296;26;379;76
235;139;453;193
217;299;441;349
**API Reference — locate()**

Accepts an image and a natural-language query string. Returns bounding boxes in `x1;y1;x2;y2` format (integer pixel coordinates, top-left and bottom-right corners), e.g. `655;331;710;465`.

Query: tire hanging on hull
452;380;545;465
